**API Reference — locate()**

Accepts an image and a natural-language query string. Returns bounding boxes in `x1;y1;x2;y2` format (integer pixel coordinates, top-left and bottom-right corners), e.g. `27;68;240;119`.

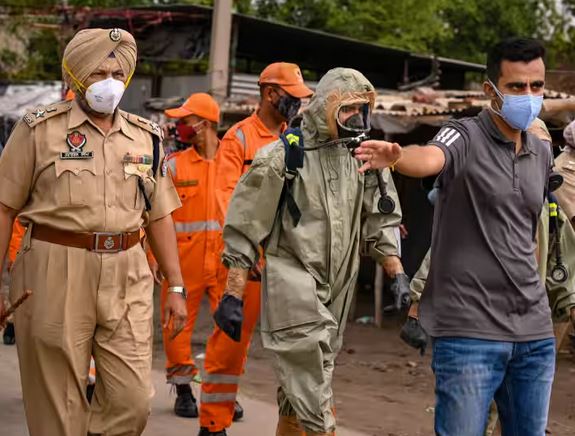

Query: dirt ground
183;295;575;436
3;267;575;436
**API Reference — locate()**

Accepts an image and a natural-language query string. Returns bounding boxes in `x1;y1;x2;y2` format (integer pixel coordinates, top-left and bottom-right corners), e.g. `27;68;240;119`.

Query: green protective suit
222;68;402;433
538;201;575;320
411;201;575;319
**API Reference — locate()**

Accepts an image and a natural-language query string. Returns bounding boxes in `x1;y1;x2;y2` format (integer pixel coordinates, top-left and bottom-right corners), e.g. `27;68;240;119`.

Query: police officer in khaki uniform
0;28;187;436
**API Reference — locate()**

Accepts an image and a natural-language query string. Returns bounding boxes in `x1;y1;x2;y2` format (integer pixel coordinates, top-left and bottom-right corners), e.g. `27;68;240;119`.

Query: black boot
174;384;198;418
198;428;227;436
232;400;244;421
3;321;15;345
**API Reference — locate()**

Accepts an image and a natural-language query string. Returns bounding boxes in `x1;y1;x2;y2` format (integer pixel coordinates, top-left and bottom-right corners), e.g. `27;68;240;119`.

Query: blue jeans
432;337;556;436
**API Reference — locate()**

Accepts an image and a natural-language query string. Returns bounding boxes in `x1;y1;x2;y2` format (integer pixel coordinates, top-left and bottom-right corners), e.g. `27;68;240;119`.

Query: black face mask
337;113;369;139
273;94;301;121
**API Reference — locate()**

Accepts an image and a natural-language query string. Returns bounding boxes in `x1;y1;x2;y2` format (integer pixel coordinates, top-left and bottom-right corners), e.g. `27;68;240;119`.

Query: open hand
164;292;187;340
355;140;402;173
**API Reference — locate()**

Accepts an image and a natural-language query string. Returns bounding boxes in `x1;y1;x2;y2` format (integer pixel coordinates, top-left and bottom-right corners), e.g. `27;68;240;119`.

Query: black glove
214;294;243;342
400;317;428;356
384;272;411;312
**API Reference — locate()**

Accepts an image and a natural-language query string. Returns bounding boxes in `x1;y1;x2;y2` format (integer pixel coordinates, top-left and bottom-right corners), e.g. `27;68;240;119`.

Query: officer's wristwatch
168;286;187;298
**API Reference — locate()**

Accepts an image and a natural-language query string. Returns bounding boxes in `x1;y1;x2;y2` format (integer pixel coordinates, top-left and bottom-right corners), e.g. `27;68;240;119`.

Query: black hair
486;38;546;83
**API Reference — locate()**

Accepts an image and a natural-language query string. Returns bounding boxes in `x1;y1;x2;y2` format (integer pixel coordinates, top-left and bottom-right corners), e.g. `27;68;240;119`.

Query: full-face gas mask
301;97;394;214
336;102;371;140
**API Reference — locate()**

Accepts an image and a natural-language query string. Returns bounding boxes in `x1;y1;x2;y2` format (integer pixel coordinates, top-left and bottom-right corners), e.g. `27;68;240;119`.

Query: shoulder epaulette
122;112;163;141
23;100;72;128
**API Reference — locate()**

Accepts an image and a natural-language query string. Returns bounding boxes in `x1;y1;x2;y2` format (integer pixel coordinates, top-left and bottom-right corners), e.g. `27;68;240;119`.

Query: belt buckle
93;232;123;253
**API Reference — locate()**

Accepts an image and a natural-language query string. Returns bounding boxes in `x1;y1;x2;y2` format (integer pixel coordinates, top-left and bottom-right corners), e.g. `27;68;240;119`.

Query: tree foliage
1;0;574;80
249;0;575;67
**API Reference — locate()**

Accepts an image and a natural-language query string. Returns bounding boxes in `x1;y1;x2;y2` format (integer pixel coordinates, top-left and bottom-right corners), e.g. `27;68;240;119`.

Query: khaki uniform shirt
0;100;180;232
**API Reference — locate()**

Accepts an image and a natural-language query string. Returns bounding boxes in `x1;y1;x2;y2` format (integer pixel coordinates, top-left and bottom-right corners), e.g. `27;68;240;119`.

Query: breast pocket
176;183;200;204
124;175;157;211
54;159;97;206
122;164;156;210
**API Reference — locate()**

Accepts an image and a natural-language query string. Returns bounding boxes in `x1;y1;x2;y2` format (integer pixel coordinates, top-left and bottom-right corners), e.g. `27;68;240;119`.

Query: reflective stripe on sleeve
174;220;222;233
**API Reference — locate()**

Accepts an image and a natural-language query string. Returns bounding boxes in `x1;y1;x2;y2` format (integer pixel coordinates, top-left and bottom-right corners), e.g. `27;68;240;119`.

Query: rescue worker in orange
198;62;313;436
6;221;24;269
1;220;25;344
148;93;224;418
0;28;187;436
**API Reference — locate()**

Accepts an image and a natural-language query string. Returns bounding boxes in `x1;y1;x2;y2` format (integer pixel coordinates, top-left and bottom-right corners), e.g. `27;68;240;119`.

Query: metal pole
208;0;233;101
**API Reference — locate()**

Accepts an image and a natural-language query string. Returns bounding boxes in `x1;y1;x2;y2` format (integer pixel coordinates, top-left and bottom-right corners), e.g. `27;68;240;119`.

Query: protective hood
301;68;376;143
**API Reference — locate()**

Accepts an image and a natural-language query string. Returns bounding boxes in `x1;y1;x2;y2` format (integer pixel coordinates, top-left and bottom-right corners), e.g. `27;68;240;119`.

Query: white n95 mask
85;78;126;114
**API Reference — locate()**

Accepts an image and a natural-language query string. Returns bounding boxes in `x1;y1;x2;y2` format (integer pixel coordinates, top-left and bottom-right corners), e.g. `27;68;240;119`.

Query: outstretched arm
355;140;445;178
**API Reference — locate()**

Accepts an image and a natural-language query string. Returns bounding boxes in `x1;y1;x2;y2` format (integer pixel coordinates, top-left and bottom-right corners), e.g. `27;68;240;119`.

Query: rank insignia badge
61;131;94;159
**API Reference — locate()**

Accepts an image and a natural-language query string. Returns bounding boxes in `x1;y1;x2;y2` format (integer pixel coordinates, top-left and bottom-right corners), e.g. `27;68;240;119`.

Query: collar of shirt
67;100;134;140
180;145;204;163
251;112;286;139
478;108;537;157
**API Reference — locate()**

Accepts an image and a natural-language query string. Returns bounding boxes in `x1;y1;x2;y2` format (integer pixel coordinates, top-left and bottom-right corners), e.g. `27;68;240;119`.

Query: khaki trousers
9;234;154;436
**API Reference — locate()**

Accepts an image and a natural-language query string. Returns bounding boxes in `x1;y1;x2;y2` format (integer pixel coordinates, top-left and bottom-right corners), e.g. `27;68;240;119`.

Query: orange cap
164;93;220;123
65;89;75;101
259;62;313;98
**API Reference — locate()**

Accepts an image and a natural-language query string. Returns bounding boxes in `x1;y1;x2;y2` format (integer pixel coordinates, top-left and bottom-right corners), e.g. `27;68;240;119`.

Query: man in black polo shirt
355;38;555;436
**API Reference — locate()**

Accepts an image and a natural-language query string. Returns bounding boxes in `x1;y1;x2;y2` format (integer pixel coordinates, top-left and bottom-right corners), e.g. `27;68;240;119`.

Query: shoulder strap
281;127;304;180
23;100;72;128
122;112;163;141
137;133;160;212
152;134;160;176
280;127;305;226
548;192;559;232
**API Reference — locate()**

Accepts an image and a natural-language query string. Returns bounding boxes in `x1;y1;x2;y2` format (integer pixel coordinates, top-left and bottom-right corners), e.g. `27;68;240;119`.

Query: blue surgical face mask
488;80;543;131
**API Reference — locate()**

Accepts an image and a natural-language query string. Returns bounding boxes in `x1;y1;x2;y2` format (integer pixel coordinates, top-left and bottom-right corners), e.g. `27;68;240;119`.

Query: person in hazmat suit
211;68;408;436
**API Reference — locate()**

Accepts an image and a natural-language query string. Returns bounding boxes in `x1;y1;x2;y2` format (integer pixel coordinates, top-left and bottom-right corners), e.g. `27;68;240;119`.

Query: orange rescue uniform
8;220;25;264
200;113;285;431
160;146;224;383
